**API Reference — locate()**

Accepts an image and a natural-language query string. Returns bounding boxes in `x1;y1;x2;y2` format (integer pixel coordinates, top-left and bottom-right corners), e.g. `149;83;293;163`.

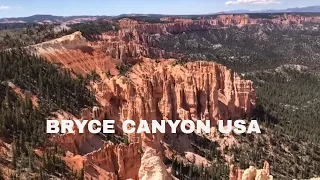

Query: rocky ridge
91;14;320;61
27;31;120;75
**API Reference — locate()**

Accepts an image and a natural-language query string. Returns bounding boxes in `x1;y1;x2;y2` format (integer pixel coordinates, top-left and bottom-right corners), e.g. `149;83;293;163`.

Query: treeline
169;158;229;180
0;24;64;50
230;68;320;179
67;20;119;41
0;49;97;116
0;20;119;50
249;68;320;143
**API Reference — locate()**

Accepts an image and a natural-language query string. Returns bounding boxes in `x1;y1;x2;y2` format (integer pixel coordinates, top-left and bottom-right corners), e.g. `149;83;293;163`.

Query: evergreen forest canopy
0;20;119;50
0;49;97;178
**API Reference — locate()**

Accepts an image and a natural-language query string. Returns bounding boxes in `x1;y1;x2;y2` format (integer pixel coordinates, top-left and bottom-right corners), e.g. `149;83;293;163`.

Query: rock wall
94;60;255;147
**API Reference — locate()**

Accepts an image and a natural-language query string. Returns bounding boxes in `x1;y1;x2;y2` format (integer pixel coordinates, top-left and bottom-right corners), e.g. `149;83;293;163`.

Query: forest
0;49;96;179
0;20;118;50
152;21;320;178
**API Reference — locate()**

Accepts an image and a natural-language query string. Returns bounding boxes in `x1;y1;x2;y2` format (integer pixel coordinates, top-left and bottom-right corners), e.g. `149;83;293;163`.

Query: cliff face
29;31;87;54
91;60;255;151
118;14;320;36
102;59;255;122
84;143;142;180
28;31;120;75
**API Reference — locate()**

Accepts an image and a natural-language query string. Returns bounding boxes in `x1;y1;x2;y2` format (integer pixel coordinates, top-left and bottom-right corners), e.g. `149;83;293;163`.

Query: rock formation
100;59;255;125
50;108;104;155
84;143;142;180
138;148;172;180
230;161;273;180
27;31;119;75
5;12;320;180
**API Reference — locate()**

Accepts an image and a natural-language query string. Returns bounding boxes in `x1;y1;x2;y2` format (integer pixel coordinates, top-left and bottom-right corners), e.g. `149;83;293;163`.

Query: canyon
27;28;256;179
3;13;320;179
49;58;256;179
28;14;320;179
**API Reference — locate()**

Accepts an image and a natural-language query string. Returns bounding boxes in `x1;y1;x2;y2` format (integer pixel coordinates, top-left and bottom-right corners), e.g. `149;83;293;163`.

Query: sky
0;0;319;18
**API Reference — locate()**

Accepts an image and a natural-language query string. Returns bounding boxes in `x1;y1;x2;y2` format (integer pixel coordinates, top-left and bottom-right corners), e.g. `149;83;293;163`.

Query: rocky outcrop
118;14;320;37
28;31;87;54
51;108;104;155
230;161;273;180
93;39;165;60
84;143;141;180
28;31;120;75
94;60;255;148
139;148;172;180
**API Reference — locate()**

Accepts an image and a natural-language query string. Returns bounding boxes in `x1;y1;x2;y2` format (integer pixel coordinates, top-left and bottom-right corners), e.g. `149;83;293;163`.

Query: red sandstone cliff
84;143;141;180
28;31;120;75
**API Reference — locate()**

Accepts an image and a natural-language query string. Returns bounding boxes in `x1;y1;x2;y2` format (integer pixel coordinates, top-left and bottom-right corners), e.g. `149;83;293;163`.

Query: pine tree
12;138;17;169
0;168;4;180
28;146;34;172
79;168;85;180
